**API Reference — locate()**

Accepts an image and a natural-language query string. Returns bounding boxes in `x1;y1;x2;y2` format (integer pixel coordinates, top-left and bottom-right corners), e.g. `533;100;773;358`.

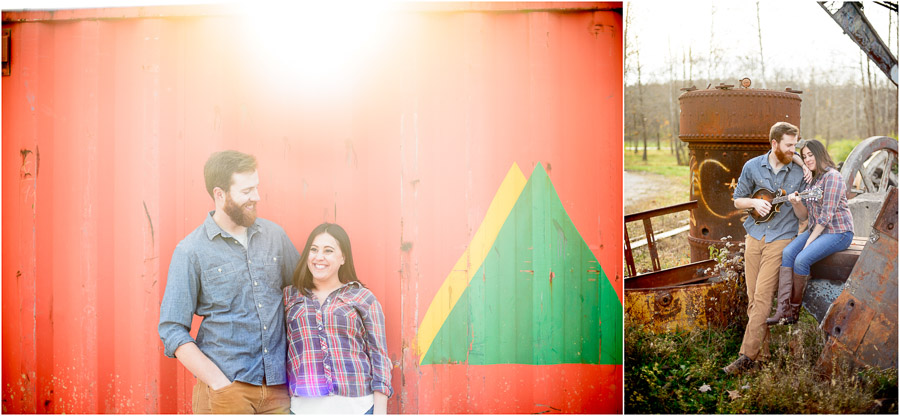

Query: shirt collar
203;210;261;241
291;280;363;303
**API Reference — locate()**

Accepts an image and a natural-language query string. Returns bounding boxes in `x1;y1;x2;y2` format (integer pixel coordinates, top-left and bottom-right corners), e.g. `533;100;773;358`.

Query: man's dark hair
293;223;362;294
203;150;257;200
769;121;799;144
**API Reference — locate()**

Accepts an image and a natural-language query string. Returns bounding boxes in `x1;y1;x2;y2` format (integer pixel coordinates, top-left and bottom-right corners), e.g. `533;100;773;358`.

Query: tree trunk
656;124;661;151
866;57;876;137
756;2;766;88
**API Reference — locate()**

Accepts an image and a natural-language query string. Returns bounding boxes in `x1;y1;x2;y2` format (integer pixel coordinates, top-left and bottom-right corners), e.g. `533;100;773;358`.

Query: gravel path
623;170;671;208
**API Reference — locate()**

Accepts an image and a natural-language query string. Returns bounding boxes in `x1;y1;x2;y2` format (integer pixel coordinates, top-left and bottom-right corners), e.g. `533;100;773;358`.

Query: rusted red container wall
2;3;623;413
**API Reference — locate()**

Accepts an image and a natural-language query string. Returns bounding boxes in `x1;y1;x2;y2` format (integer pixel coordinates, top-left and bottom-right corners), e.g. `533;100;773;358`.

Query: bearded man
159;150;300;413
723;121;809;375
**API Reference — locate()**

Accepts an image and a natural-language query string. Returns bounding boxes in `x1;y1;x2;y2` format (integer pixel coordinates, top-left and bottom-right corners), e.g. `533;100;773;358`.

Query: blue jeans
782;230;854;275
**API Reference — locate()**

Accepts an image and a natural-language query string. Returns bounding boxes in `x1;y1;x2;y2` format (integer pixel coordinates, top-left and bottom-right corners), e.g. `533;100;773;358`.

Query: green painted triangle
421;163;622;365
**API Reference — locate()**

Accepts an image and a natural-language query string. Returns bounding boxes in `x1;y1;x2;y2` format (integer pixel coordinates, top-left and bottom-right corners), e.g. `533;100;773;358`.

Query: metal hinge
2;28;9;76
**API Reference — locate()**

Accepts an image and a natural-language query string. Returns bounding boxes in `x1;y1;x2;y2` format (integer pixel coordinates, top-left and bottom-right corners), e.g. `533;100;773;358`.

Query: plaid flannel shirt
803;168;854;234
284;282;393;398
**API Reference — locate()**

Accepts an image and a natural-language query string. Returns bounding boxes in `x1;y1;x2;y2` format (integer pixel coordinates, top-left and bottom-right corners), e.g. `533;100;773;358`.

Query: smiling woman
285;223;392;414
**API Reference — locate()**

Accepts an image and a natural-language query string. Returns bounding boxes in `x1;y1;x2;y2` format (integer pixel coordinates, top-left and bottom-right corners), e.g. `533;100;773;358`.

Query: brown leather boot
766;266;794;325
722;354;758;375
785;271;810;324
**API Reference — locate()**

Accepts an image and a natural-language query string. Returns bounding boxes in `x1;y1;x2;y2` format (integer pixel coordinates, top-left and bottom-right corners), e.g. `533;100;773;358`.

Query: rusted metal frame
862;163;878;193
624;259;718;289
877;152;893;192
642;218;661;271
818;1;899;85
624;200;698;223
624;200;698;277
873;1;898;12
624;226;637;277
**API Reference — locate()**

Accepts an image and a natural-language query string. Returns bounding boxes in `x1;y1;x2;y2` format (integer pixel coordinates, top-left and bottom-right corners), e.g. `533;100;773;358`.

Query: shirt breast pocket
200;262;239;306
330;302;361;338
261;255;285;287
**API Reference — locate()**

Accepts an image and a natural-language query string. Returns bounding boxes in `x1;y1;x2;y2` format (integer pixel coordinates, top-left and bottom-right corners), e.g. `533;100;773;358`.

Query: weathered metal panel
2;3;622;414
818;188;898;373
803;237;867;323
679;86;802;261
625;278;739;334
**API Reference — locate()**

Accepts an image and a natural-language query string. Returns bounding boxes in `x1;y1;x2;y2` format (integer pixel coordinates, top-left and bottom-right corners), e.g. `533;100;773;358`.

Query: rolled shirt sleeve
362;296;393;398
814;172;841;227
158;242;200;358
733;163;753;200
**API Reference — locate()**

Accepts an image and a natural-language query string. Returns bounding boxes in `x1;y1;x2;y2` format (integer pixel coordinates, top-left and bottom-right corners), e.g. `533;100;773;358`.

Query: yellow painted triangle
416;163;528;364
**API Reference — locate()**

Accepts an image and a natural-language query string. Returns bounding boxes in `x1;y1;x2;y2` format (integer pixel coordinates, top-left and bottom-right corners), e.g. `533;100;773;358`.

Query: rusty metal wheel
840;136;898;199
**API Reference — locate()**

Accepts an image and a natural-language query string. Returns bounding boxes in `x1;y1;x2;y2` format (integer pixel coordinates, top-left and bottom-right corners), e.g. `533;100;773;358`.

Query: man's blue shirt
733;150;805;242
158;212;300;385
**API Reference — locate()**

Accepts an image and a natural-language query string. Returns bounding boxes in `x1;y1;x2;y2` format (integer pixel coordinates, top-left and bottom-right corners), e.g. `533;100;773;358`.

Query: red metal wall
2;3;622;413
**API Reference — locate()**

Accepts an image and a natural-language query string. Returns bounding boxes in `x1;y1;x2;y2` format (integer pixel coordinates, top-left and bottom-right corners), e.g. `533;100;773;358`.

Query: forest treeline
624;77;898;165
624;2;898;165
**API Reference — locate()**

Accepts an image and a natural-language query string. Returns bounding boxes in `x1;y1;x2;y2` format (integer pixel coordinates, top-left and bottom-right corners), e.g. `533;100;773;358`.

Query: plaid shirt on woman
803;167;854;234
284;282;393;398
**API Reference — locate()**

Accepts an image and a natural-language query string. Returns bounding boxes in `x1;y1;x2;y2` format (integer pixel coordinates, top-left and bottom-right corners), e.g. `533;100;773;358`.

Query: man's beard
774;145;793;165
224;193;257;227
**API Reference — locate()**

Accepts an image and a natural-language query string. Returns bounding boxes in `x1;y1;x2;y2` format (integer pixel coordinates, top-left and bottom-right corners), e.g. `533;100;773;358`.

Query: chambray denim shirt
733;150;805;242
158;212;300;385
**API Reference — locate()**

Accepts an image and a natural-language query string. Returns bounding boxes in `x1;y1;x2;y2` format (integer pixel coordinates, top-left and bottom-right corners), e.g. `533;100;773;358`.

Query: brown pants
192;380;290;414
738;235;791;361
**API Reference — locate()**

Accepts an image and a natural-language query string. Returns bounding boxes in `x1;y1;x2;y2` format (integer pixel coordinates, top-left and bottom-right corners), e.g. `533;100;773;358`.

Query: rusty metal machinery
679;82;802;262
819;1;899;86
817;187;898;373
840;135;898;198
627;281;728;333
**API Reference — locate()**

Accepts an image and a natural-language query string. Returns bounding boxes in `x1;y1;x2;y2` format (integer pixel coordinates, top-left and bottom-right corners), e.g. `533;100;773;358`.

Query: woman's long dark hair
292;223;361;294
801;139;836;181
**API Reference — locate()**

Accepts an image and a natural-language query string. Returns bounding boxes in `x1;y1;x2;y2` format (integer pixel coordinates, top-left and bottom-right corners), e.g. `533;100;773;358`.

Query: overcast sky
625;1;898;86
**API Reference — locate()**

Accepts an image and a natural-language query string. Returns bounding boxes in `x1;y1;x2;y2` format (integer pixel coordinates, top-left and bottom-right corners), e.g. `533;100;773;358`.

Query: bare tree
756;1;767;88
861;50;877;137
638;45;648;161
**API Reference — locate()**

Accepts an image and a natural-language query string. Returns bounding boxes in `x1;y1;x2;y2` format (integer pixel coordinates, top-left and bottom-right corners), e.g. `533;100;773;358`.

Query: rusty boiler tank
679;80;802;261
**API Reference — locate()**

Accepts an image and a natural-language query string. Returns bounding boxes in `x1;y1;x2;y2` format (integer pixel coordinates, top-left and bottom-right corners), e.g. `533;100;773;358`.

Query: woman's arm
374;392;388;414
804;223;826;249
360;292;393;413
815;170;841;226
792;152;812;183
788;192;808;221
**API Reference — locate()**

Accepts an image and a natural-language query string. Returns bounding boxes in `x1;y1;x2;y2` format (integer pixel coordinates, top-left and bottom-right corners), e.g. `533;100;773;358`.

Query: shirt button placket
316;307;332;391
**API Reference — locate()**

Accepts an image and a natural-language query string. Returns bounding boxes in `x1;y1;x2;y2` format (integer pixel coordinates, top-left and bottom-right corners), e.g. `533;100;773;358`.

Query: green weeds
626;286;898;414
